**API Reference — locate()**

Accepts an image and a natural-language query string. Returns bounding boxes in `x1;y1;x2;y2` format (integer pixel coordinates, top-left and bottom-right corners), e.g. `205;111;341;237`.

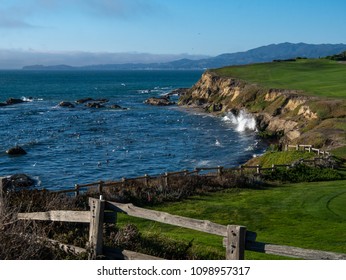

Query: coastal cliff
179;71;346;153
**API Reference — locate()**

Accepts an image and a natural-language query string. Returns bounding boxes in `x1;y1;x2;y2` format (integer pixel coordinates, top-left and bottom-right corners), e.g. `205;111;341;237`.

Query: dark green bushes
263;164;342;183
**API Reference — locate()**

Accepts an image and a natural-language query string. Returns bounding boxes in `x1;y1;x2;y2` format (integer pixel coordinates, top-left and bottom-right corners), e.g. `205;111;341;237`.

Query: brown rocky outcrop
179;71;346;151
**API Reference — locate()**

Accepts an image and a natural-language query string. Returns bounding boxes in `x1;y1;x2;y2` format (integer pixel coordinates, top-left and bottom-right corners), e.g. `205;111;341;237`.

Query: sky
1;0;346;68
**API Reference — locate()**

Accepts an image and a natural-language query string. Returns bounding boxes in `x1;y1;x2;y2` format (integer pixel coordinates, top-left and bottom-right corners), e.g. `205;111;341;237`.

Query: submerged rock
75;97;94;104
58;101;75;108
6;146;27;156
110;104;124;109
86;102;104;108
144;97;175;106
6;98;26;105
0;97;27;107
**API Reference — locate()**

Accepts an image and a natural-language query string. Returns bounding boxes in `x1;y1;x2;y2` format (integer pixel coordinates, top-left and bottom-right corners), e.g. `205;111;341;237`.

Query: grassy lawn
246;150;315;168
117;180;346;259
213;59;346;99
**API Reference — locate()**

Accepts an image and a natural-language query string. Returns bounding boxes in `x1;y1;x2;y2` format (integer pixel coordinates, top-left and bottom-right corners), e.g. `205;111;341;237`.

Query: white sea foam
215;139;222;147
21;96;43;101
222;110;257;132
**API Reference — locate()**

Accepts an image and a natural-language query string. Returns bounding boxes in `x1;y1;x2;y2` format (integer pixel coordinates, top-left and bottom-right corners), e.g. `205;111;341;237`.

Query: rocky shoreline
178;71;346;153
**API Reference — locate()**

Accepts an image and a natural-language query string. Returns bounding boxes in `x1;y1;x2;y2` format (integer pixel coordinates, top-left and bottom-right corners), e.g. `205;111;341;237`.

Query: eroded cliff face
179;71;345;150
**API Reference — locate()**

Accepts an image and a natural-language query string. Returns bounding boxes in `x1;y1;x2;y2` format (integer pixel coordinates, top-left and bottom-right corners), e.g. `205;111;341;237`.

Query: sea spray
222;110;257;132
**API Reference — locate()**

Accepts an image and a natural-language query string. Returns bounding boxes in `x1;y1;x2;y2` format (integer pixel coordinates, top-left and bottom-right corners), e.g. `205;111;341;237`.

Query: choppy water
0;70;266;190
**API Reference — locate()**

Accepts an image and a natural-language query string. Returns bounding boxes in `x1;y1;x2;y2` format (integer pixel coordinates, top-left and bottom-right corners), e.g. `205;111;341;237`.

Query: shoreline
178;71;346;157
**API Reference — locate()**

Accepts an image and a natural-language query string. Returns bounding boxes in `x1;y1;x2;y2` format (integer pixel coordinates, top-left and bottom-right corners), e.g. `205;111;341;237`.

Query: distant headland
22;42;346;71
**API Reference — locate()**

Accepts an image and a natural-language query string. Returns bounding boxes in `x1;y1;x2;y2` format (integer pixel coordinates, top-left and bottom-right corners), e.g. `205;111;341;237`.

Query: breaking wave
222;110;257;132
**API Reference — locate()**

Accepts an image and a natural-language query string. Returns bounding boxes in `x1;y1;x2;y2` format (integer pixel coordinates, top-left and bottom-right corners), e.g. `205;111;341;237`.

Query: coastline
178;71;346;157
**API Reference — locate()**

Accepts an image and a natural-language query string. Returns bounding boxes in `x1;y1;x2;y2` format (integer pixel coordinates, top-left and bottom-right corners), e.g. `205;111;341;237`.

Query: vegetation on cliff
179;58;346;158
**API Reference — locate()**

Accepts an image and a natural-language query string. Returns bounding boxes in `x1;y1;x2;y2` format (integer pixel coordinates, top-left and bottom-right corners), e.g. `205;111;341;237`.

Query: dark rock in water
86;102;104;108
6;98;26;105
109;104;124;109
58;101;75;108
6;146;27;156
76;97;94;104
144;97;175;106
96;98;109;103
3;174;36;190
0;102;7;106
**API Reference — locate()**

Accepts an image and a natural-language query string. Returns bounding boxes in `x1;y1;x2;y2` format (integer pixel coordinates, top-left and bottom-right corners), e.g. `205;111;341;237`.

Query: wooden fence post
88;197;105;259
239;165;244;176
164;172;169;189
144;174;149;187
74;184;80;197
225;225;246;260
0;177;5;217
217;166;223;177
98;181;104;195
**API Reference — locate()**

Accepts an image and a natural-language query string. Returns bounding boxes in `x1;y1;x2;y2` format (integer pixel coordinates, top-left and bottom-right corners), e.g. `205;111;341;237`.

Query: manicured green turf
214;59;346;99
247;151;314;168
117;180;346;259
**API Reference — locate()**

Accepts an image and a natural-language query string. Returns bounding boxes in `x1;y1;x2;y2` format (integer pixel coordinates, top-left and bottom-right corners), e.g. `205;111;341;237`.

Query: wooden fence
56;154;334;197
285;144;331;156
17;197;346;260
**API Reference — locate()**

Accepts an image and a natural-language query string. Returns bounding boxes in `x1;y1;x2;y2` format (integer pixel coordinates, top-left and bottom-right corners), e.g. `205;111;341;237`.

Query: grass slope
117;180;346;259
214;59;346;99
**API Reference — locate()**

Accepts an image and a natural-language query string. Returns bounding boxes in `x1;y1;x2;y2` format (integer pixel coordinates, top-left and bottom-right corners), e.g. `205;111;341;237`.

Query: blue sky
0;0;346;67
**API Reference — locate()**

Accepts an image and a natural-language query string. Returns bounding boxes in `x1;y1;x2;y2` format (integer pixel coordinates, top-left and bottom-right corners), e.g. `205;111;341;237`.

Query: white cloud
0;0;160;29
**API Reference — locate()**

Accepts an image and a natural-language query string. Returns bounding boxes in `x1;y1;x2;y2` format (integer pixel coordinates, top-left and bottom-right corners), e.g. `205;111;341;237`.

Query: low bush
262;164;342;183
96;173;255;207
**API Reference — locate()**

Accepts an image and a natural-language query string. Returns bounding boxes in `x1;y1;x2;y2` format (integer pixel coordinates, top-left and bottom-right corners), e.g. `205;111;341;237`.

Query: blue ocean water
0;70;266;190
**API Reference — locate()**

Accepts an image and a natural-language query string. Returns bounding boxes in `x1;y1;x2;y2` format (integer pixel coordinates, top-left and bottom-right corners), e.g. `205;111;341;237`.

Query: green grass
213;59;346;99
117;180;346;259
247;151;314;168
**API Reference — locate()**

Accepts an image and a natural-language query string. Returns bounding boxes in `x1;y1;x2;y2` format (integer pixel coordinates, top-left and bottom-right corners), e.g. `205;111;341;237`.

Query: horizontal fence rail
8;144;340;260
16;197;346;260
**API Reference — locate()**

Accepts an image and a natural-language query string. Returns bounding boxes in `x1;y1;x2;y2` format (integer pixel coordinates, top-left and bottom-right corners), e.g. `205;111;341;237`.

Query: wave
222;110;257;132
21;96;44;102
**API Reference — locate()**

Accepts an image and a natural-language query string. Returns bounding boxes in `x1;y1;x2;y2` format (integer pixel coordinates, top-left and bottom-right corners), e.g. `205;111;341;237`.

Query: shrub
263;164;342;183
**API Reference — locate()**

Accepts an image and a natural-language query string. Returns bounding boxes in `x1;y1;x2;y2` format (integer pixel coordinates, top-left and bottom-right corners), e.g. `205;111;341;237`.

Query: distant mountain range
23;42;346;70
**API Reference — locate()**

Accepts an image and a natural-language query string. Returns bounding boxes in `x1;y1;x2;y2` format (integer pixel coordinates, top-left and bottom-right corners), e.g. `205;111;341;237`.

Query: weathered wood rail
17;197;346;260
285;144;331;156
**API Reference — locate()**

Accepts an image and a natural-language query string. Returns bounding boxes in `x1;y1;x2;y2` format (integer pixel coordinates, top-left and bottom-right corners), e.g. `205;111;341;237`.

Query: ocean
0;70;266;191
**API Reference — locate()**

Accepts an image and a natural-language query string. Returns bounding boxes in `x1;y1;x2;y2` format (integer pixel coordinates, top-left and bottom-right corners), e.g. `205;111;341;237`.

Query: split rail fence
55;144;334;197
3;144;341;260
16;197;346;260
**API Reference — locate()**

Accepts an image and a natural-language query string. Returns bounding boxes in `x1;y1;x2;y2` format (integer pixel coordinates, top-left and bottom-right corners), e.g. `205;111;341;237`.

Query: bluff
178;71;346;154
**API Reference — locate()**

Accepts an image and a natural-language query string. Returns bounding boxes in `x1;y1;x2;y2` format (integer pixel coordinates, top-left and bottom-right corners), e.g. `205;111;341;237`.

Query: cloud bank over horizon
0;49;210;69
0;0;345;68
